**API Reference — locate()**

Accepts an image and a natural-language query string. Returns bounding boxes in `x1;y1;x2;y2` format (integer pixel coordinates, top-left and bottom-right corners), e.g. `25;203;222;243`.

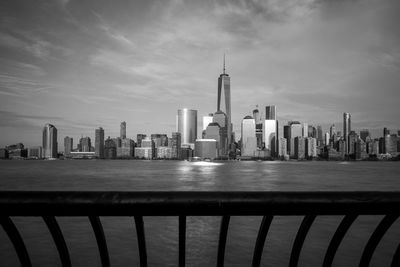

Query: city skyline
1;0;400;148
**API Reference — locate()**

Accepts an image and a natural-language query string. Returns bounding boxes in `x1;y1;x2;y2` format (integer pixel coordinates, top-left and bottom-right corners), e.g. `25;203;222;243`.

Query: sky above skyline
1;0;400;148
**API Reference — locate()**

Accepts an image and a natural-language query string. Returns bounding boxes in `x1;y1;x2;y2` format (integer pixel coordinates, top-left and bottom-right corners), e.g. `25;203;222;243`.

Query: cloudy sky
1;0;399;148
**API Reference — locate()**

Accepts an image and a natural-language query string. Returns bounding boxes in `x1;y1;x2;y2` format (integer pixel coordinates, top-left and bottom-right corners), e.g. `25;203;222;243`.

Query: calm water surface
0;160;399;266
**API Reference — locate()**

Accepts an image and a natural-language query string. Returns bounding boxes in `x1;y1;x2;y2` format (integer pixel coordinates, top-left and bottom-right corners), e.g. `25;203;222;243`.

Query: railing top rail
1;191;400;216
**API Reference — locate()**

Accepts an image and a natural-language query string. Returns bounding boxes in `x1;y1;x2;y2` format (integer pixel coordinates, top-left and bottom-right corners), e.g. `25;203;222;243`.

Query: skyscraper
302;123;308;138
265;106;276;120
288;121;302;157
79;137;91;152
95;127;105;159
137;134;146;147
241;116;257;157
120;121;126;139
264;105;278;155
42;123;57;159
177;108;197;146
317;125;323;146
343;113;351;154
64;136;73;156
217;55;232;145
213;110;228;156
171;132;181;159
360;129;370;142
202;113;213;131
253;106;263;148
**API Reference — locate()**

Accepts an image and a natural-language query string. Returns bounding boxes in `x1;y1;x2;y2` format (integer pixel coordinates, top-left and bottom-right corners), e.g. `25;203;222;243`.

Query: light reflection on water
0;160;399;266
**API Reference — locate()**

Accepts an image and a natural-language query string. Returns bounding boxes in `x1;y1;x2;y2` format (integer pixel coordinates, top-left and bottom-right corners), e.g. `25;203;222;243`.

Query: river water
0;160;399;266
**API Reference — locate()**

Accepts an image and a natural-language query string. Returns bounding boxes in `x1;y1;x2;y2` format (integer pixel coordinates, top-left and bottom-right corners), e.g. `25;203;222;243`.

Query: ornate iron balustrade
0;191;399;267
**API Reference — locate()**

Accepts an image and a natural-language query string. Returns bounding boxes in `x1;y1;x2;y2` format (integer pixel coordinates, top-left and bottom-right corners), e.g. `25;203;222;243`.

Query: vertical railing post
179;216;186;267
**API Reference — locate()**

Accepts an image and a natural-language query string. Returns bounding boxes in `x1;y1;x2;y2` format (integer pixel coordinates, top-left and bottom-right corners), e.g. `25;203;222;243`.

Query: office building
217;55;232;146
212;110;228;156
95;127;105;159
343;113;351;154
195;139;218;159
253;107;263;148
348;131;358;155
303;123;308;138
104;137;116;159
120;121;126;139
137;134;146;147
253;107;261;124
151;134;168;148
278;137;288;157
305;137;317;158
141;138;155;158
264;119;278;157
0;148;8;159
265;105;276;120
360;129;370;142
79;137;91;152
325;132;330;146
241;116;257;157
42;123;58;159
317;125;323;146
294;136;306;160
204;122;222;156
177;108;197;146
156;146;173;159
283;125;290;154
308;125;317;138
170;132;181;159
64;136;73;156
288;121;302;157
385;134;398;156
117;138;135;158
217;55;232;145
28;146;43;159
203;114;214;131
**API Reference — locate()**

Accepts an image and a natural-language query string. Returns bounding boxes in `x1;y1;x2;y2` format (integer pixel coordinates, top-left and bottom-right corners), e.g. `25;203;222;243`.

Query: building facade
120;121;126;139
95;127;105;159
42;123;57;159
241;116;257;157
64;136;73;157
217;57;232;146
343;113;351;154
177;108;197;146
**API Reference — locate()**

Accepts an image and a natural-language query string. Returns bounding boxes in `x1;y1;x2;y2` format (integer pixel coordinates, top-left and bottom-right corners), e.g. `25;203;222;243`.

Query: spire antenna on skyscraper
223;53;226;74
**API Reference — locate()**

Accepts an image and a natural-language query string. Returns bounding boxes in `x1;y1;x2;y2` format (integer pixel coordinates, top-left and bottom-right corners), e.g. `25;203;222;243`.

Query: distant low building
134;147;153;159
194;139;218;160
28;146;43;159
69;151;96;159
0;148;9;159
156;146;172;159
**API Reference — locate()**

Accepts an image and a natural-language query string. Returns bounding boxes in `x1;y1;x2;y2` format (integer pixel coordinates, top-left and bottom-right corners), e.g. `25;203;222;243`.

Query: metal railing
0;191;399;267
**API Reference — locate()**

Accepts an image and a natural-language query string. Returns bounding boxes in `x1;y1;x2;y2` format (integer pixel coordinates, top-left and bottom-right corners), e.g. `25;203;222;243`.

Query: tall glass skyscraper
265;105;276;120
241;116;257;157
264;105;278;157
217;56;232;145
42;123;57;159
64;136;73;156
120;121;126;139
177;108;197;146
343;113;351;154
95;127;105;159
